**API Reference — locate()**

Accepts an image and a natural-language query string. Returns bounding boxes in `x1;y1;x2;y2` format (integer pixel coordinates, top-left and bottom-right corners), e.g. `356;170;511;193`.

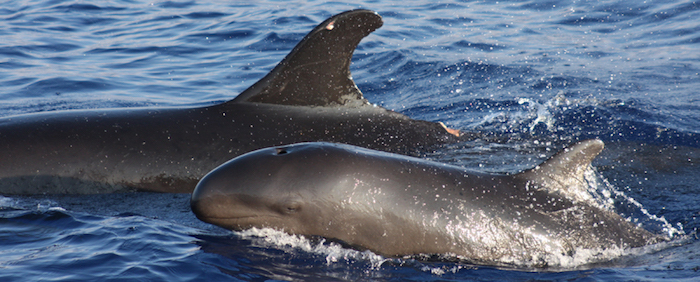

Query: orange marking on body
439;122;461;137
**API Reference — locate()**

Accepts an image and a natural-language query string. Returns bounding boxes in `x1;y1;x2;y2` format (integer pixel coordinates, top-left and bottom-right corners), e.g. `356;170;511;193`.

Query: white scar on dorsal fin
229;10;381;108
519;139;604;203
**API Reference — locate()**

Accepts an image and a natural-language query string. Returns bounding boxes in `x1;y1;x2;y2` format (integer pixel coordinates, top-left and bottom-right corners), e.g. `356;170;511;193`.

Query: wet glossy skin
191;141;663;265
0;10;461;194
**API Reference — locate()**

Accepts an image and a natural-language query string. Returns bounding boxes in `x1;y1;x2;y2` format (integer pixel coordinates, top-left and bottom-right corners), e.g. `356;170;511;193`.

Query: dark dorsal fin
519;139;604;203
230;10;382;107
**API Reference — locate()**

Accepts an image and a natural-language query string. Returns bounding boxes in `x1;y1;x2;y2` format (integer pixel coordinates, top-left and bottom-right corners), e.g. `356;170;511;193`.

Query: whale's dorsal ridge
521;139;604;202
230;9;383;107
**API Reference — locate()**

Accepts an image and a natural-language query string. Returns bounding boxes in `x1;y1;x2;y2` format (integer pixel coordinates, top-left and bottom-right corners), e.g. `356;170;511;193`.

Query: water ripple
0;0;698;280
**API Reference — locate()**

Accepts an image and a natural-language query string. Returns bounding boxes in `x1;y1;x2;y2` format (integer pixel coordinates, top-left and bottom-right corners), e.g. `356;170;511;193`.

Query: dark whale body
191;140;664;267
0;10;460;194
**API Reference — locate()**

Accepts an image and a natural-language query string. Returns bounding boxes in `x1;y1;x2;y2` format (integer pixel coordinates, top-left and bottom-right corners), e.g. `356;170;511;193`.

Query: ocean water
1;0;699;281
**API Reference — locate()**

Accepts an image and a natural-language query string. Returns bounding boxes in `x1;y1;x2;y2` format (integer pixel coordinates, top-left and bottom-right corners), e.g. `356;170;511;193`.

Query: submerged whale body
191;140;664;266
0;10;461;195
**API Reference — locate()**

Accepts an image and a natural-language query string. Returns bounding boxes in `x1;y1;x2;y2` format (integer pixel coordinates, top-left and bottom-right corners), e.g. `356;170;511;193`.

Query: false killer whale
0;10;461;195
191;140;664;267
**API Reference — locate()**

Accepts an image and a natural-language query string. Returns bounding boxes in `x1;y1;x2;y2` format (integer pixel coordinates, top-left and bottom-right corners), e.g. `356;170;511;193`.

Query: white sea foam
233;225;680;272
236;227;391;269
0;195;15;207
235;227;482;274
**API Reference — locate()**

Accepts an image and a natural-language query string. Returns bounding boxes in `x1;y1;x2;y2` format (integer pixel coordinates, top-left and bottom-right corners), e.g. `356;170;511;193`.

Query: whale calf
0;10;461;194
191;140;663;266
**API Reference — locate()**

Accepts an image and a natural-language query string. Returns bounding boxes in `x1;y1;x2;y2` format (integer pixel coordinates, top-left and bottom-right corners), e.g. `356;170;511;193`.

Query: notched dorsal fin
230;10;382;107
520;139;604;202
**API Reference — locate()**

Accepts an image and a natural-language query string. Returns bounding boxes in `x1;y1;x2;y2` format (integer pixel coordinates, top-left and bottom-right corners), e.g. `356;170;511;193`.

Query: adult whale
0;10;461;195
191;140;664;267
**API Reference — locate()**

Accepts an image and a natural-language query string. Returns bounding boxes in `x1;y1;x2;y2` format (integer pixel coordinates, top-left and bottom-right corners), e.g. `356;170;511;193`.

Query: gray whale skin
0;10;460;194
191;140;664;266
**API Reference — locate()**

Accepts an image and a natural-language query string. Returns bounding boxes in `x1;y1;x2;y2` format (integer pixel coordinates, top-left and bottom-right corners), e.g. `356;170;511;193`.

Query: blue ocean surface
1;0;699;281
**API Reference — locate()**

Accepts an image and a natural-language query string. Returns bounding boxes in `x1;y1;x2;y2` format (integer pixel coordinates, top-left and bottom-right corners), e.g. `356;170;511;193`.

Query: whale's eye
275;148;288;155
286;202;301;213
276;200;302;215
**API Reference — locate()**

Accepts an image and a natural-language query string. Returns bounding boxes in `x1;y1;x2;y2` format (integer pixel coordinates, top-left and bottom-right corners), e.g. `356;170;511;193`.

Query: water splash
584;167;684;239
237;227;390;269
